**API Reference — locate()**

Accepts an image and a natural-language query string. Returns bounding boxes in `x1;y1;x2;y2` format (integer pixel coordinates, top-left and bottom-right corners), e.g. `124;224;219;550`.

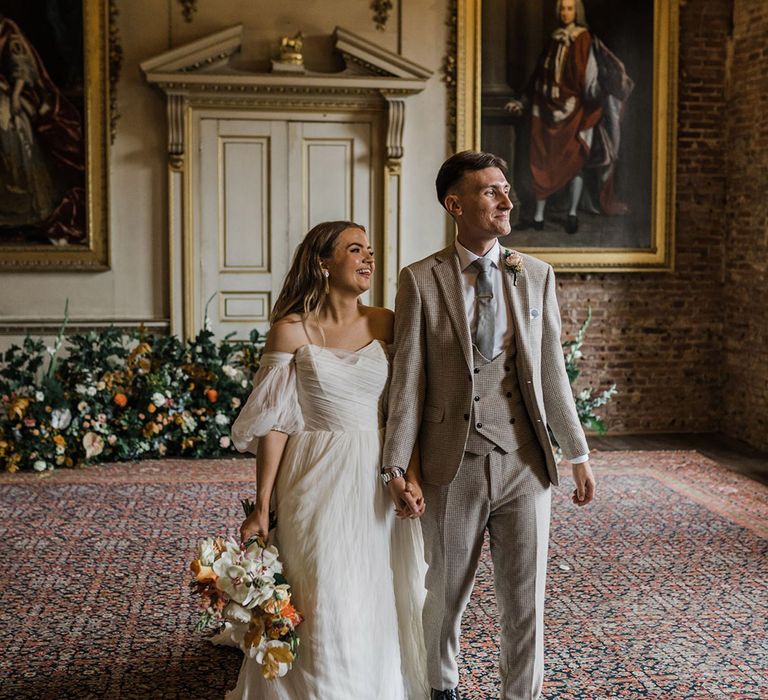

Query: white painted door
197;116;374;341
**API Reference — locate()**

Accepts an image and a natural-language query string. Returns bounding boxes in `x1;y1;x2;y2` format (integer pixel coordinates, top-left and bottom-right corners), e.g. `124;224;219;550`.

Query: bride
229;220;429;699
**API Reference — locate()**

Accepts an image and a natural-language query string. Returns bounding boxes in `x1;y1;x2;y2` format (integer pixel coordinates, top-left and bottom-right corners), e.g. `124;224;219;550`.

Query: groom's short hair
435;150;508;209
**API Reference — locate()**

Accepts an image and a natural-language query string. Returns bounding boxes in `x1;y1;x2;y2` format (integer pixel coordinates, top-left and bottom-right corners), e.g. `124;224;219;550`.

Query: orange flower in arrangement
267;621;291;639
53;435;66;447
113;393;128;408
205;388;218;403
190;559;218;584
280;603;303;628
5;453;21;473
147;403;157;414
7;397;30;420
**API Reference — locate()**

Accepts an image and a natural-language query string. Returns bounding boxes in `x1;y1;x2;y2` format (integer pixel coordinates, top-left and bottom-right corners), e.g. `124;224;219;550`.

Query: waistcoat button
506;391;512;398
504;366;510;372
474;368;480;374
476;422;483;429
463;414;469;421
510;418;516;424
474;396;480;401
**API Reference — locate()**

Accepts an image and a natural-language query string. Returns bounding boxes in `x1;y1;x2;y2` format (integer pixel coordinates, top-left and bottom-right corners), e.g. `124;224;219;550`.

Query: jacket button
474;396;480;402
504;366;510;372
474;368;480;374
463;414;469;421
510;417;516;424
476;422;483;429
506;391;512;398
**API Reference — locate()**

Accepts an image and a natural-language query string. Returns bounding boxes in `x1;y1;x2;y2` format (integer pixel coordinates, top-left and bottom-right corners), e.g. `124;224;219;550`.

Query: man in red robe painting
506;0;633;235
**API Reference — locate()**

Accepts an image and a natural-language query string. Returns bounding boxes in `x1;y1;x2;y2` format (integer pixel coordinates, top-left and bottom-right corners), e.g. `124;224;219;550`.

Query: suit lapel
433;245;473;370
501;252;532;374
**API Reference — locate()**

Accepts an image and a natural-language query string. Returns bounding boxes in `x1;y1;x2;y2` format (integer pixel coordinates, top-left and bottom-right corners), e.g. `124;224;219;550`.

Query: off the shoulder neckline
296;338;388;356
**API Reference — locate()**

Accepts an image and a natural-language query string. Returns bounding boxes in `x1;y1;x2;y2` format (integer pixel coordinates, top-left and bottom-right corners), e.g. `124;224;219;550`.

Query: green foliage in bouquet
1;305;263;472
562;306;617;434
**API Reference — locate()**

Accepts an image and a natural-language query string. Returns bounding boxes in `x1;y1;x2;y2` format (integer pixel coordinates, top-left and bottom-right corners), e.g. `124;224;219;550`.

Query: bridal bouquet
189;500;303;679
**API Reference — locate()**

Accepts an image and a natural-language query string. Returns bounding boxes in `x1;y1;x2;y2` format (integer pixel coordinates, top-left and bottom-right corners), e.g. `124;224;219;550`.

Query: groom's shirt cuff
569;453;590;464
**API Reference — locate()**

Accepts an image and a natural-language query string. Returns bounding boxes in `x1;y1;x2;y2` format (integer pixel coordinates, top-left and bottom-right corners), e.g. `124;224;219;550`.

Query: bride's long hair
270;220;366;324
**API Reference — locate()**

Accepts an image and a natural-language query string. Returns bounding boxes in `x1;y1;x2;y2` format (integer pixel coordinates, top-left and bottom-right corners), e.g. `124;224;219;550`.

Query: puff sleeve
230;351;304;454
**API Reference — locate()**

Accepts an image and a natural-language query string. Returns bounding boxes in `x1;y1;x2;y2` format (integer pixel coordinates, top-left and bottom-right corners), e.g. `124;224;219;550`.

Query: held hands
571;460;596;506
387;477;425;519
504;99;524;116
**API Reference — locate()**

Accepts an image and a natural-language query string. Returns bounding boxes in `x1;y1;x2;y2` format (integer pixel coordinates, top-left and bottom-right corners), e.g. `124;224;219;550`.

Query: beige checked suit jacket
383;244;589;486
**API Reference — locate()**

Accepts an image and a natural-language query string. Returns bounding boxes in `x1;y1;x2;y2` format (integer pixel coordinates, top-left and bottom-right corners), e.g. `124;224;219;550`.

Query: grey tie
472;257;495;360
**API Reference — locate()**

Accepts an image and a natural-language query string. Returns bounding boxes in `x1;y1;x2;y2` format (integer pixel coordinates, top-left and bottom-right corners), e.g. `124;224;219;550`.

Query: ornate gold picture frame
0;0;109;270
456;0;678;271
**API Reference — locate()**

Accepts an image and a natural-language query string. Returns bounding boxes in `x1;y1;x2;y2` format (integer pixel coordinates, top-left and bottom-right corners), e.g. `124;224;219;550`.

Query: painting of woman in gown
0;10;85;244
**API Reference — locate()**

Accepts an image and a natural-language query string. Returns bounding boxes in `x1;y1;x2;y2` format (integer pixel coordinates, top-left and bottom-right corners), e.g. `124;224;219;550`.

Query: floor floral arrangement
0;304;263;472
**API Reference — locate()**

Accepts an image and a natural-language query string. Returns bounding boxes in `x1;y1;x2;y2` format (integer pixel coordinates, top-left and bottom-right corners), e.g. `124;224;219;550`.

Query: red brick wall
555;0;732;437
722;0;768;450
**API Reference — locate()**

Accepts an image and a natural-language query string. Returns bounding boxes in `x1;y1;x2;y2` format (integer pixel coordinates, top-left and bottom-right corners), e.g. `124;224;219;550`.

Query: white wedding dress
228;339;429;700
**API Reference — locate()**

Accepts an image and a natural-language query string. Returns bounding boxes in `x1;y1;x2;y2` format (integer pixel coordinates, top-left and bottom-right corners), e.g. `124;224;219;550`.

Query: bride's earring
322;269;330;294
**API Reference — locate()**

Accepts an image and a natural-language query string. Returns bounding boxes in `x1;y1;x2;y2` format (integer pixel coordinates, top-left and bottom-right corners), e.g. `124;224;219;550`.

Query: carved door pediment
142;26;430;336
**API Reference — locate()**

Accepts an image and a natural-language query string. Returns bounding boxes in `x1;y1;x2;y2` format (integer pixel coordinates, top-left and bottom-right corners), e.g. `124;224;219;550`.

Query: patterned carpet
2;451;766;699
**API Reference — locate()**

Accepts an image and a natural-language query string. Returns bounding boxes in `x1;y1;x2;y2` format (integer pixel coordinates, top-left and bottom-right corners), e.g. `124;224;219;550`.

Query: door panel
197;116;372;340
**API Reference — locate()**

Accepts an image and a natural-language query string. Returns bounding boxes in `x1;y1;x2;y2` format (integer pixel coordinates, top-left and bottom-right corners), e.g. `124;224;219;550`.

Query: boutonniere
502;248;524;286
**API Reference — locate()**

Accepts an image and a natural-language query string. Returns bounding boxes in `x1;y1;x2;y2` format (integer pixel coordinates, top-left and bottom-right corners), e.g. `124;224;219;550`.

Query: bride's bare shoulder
265;314;307;353
361;305;394;344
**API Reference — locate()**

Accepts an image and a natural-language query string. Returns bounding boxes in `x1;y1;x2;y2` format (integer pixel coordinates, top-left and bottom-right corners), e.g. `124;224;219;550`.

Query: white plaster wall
0;0;451;345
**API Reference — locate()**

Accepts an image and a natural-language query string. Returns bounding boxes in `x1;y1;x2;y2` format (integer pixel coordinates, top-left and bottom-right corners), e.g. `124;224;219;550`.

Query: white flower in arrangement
77;401;88;413
50;408;72;430
35;391;44;402
86;386;97;397
254;640;294;678
246;542;283;577
82;432;105;458
215;413;230;426
46;346;56;356
222;365;238;379
213;542;261;607
75;384;86;395
151;392;167;407
223;600;252;625
241;379;248;388
249;577;277;608
96;381;106;391
33;460;49;472
219;436;231;449
231;397;241;409
181;413;197;433
55;445;66;456
196;538;218;567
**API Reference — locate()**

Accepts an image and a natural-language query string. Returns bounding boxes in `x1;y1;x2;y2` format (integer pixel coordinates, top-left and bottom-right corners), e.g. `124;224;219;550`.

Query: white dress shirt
454;238;589;465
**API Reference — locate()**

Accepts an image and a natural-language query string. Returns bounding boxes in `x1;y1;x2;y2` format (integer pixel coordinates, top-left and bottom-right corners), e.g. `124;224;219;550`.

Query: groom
382;151;595;700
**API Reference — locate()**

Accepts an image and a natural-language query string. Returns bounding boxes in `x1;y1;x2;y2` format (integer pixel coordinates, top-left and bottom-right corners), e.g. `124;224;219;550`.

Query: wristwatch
380;467;405;485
